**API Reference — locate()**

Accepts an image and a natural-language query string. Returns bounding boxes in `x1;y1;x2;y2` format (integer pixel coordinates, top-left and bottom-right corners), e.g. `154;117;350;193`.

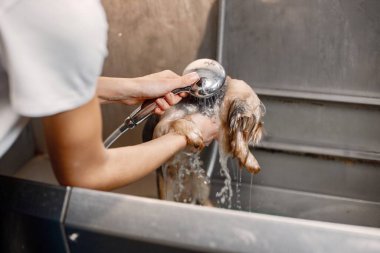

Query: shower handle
121;86;193;131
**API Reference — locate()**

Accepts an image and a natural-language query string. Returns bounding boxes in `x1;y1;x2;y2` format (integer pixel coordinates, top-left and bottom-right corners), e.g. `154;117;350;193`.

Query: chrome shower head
172;59;226;99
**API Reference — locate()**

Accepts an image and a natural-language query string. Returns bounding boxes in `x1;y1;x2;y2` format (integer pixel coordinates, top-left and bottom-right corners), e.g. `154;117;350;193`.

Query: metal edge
60;186;72;253
216;0;225;63
206;0;226;178
256;88;380;107
255;140;380;162
65;188;380;253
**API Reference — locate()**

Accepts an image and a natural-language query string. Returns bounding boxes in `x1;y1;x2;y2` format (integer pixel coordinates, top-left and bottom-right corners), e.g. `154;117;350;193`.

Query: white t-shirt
0;0;108;157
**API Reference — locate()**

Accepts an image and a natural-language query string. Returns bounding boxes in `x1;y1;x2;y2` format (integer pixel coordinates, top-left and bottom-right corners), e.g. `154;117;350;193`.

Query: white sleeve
1;0;108;117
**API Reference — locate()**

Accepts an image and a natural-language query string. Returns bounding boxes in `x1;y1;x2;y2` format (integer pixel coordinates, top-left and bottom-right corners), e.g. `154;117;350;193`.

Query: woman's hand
97;70;200;114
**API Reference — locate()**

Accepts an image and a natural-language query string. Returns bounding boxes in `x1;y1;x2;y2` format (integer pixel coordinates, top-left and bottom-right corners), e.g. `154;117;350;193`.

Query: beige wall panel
100;0;218;146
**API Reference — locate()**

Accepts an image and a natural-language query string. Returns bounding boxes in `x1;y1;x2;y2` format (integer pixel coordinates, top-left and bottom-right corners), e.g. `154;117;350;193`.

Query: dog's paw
170;119;205;151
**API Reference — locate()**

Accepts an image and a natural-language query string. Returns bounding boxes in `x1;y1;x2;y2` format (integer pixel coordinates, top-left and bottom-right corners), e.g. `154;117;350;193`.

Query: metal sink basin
64;187;380;253
211;181;380;228
2;151;379;253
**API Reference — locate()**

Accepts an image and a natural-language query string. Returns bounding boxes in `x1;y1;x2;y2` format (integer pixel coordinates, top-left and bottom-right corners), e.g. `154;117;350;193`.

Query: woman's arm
43;96;189;190
97;70;199;114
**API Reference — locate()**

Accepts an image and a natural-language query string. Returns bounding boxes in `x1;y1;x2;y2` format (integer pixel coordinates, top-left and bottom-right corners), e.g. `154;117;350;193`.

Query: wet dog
152;77;265;205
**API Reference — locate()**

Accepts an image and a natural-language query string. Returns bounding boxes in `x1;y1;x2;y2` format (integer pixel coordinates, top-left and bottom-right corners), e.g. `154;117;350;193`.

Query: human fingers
153;93;182;116
164;92;182;106
136;71;199;100
155;98;170;111
154;107;165;115
165;72;200;91
179;92;189;98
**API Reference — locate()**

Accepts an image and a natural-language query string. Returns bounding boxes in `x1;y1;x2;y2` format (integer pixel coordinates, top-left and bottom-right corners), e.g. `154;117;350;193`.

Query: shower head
173;59;226;99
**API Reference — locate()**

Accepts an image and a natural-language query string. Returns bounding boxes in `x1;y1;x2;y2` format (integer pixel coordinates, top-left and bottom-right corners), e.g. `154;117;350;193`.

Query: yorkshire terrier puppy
152;77;265;205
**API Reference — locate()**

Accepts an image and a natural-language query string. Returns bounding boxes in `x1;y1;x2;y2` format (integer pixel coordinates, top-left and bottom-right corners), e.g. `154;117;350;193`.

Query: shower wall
216;0;380;202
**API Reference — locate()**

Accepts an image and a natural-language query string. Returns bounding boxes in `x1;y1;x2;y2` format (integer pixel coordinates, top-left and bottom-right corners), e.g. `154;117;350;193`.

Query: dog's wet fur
152;77;265;205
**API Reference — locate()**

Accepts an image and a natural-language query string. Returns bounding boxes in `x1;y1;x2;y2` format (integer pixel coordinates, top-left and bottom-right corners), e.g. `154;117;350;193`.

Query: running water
162;151;210;204
249;173;254;212
215;148;233;208
162;143;256;210
214;148;256;211
232;160;237;181
234;165;239;209
235;167;242;210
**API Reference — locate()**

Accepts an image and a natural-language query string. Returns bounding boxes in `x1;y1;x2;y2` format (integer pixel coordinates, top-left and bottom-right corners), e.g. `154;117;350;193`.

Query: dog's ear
227;98;263;148
225;98;264;174
252;120;264;144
